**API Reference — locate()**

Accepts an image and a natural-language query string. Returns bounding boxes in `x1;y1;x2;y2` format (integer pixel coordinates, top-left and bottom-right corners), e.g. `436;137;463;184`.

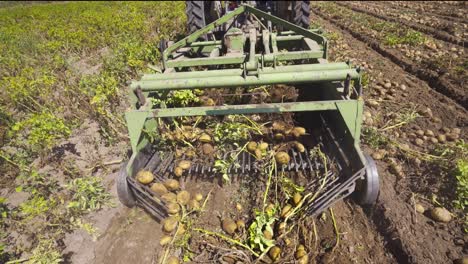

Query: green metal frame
124;4;364;162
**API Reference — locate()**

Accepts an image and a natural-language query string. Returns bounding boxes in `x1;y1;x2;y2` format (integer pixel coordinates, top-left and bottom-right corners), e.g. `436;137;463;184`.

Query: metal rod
141;62;350;81
135;69;359;91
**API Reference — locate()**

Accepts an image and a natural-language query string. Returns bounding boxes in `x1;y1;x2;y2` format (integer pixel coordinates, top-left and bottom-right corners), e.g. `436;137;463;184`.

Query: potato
254;149;263;160
163;216;178;233
222;218;237;235
281;204;292;218
291;127;306;138
294;142;305;153
199;133;212;143
269;246;281;261
177;190;190;206
272;121;287;131
275;152;290;165
263;229;273;240
194;193;203;202
164;179;180;191
236;219;245;229
161;192;177;203
430;207;451;222
297;255;309;264
453;258;468;264
167;202;180;214
424;129;434;137
259;142;269;151
202;97;215;106
247;141;258;152
166;256;179;264
174;166;183;178
178;160;191;170
415;129;424;137
136;170;154;184
437;134;446;143
414;138;424;146
188;199;200;210
159;235;172;246
186;149;196;158
295;245;306;259
150;183;168;196
175;223;186;236
415;203;425;214
274;133;285;140
292;192;302;206
202;143;214;155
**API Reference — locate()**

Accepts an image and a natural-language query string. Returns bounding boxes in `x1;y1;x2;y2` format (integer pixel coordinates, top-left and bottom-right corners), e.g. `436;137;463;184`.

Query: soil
62;2;467;264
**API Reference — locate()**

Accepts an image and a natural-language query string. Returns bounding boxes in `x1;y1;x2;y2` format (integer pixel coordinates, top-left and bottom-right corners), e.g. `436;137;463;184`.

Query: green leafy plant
454;160;467;211
66;176;112;212
23;238;62;264
10;111;71;152
248;209;276;253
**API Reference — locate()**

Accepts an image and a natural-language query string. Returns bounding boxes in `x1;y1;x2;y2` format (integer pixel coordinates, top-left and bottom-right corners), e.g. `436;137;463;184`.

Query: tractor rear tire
186;1;207;40
293;1;310;29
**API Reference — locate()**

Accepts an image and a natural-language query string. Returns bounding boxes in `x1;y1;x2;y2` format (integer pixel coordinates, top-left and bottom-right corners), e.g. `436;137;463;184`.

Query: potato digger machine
117;2;380;221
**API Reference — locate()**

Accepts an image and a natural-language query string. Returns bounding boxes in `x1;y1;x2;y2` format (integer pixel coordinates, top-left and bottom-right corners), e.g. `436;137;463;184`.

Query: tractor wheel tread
293;1;311;29
186;1;207;40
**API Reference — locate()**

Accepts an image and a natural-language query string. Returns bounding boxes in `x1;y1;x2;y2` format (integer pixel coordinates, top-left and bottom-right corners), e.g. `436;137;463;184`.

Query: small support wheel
356;154;380;205
117;161;136;207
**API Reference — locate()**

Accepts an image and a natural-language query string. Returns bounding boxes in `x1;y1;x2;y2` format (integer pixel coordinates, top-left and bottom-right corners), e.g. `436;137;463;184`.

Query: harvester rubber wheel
117;161;136;207
186;1;207;40
356;154;380;205
293;1;310;29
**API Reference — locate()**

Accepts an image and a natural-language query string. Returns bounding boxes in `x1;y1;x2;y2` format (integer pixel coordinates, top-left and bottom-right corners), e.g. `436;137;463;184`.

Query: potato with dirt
150;183;168;196
164;179;180;191
275;152;290;165
136;170;154;184
222;218;237;235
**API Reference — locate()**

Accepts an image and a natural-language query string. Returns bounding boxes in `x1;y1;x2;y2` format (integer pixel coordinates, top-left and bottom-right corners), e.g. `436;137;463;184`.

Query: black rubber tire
356;154;380;205
186;1;207;40
292;1;310;29
117;161;136;207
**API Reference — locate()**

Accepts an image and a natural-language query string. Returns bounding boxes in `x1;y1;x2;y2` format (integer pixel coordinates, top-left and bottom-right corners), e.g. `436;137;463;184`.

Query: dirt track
62;2;467;264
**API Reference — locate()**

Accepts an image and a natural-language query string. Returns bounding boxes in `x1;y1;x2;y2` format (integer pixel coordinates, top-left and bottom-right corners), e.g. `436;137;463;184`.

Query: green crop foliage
454;160;467;211
66;176;112;212
10;111;71;152
384;30;425;46
0;2;187;261
19;196;55;221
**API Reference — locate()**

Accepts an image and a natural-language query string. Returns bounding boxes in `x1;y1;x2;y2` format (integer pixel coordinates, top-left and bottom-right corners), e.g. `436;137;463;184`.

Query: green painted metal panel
125;111;149;152
335;99;364;143
166;55;245;68
148;101;339;117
